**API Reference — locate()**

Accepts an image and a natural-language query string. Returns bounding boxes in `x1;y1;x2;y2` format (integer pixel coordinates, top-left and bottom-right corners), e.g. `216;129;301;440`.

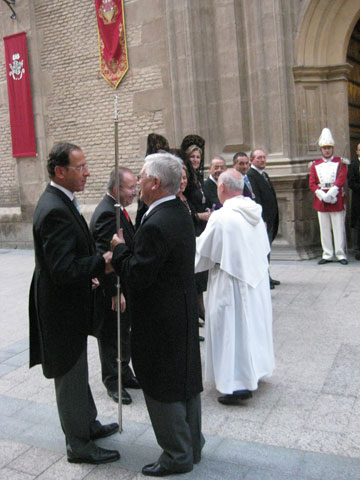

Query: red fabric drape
95;0;128;88
4;32;37;158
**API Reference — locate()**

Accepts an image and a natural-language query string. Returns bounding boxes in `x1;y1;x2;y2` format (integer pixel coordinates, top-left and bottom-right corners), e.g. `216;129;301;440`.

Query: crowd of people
28;127;359;476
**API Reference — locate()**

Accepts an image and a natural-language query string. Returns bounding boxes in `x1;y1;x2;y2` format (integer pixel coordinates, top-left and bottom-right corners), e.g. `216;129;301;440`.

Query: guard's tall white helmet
318;128;335;147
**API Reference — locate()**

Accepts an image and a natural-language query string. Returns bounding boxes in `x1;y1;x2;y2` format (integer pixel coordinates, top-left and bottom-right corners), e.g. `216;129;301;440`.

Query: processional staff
114;95;123;432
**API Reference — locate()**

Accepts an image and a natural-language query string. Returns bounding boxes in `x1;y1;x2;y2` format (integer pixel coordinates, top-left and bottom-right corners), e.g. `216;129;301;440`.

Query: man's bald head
217;169;244;204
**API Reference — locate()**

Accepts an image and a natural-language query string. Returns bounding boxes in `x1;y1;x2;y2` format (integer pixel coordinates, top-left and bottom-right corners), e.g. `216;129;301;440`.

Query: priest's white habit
195;195;275;394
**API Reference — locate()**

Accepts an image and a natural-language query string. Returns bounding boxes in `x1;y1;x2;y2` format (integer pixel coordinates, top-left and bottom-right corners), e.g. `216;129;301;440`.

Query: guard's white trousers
317;210;346;260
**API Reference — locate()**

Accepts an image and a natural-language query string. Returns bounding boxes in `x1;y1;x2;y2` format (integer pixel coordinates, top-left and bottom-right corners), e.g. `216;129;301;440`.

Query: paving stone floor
1;249;360;479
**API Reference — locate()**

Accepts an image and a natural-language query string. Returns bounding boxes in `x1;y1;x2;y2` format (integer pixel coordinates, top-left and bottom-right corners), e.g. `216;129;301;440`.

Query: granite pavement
1;249;360;479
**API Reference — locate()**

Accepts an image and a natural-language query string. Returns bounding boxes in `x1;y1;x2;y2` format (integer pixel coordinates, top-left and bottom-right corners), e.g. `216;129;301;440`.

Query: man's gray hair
144;153;183;195
107;167;134;191
218;169;244;192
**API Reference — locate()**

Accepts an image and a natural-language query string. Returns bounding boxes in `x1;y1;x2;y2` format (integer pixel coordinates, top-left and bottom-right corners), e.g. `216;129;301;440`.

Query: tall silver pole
114;95;122;432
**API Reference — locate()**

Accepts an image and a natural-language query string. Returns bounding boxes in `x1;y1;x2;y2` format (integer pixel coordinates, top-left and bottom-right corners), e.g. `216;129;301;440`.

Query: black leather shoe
67;445;120;464
199;335;205;342
142;462;190;477
107;388;132;405
318;258;331;265
90;422;118;440
270;278;280;286
218;390;252;405
338;259;348;265
123;374;141;389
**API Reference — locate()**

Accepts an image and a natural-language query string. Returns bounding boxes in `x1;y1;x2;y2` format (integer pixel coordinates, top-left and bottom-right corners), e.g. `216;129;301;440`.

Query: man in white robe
195;169;275;405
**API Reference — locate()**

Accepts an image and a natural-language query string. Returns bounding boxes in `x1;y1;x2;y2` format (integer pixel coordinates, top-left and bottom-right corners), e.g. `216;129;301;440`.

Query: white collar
146;195;176;216
106;192;124;208
209;174;217;184
321;156;334;163
50;181;74;201
251;165;265;175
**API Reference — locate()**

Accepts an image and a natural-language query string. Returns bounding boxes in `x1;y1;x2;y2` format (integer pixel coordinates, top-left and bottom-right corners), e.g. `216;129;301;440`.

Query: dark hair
233;151;248;163
183;153;200;195
47;142;81;178
107;167;134;191
169;148;186;163
146;133;170;156
180;134;205;177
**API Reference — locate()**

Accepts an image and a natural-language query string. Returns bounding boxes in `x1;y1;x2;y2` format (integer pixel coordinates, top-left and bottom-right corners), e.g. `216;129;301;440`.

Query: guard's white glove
327;185;339;198
323;185;338;204
315;189;326;201
323;192;337;204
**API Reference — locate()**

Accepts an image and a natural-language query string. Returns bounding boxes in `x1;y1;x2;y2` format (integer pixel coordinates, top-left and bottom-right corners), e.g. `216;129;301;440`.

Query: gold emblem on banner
99;0;118;24
99;21;128;84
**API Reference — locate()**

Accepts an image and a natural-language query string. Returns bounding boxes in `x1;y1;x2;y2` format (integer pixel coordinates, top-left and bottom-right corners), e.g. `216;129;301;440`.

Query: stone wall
0;0;359;254
0;0;174;247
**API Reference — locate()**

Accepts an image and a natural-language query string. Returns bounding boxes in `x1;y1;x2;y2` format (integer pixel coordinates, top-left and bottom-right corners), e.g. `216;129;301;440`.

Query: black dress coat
246;167;279;243
347;158;360;229
185;176;211;237
111;198;203;403
90;194;135;296
29;184;105;378
203;177;219;207
90;194;135;339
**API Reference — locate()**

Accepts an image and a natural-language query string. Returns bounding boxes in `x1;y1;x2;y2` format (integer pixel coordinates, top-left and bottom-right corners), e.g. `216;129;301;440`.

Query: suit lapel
134;199;177;239
120;209;135;239
47;185;93;249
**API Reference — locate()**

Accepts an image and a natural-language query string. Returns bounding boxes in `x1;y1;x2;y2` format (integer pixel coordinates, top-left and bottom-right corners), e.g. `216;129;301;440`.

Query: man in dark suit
203;156;226;207
29;143;120;465
90;167;139;405
348;142;360;260
247;148;280;288
233;152;255;199
109;153;204;477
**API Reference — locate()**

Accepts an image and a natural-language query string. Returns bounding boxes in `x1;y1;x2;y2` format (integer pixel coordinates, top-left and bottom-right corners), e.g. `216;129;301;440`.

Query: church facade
0;0;359;257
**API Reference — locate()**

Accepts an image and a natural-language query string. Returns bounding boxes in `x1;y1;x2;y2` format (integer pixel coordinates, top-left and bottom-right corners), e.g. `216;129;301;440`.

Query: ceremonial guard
309;128;348;264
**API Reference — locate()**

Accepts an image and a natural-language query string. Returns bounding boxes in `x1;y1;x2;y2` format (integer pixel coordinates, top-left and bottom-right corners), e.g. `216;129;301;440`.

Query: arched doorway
292;0;360;255
294;0;360;158
347;19;360;159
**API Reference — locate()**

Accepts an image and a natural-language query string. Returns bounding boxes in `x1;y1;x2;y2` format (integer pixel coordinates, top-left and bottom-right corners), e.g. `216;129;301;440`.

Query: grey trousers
54;345;102;455
144;392;205;472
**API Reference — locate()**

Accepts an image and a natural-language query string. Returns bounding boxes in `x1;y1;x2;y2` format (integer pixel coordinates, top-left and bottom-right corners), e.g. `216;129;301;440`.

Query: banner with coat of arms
4;32;37;157
95;0;128;88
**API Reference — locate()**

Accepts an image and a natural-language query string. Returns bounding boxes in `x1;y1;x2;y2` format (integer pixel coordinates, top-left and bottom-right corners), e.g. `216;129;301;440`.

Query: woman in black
183;144;212;320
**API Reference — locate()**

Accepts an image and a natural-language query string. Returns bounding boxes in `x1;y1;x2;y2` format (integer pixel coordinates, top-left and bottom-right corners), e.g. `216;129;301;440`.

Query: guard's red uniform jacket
309;156;347;212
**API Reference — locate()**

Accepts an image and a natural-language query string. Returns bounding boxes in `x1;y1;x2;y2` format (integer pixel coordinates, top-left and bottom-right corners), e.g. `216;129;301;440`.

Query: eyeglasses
137;173;153;181
66;164;89;173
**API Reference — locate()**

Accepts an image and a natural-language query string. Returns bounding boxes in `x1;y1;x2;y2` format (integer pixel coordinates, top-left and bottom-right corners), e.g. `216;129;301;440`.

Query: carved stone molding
293;64;354;83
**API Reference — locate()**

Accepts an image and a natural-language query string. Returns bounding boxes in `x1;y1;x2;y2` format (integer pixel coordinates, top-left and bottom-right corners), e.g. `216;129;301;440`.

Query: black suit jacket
203;177;219;206
29;184;105;378
246;167;279;242
90;194;135;297
112;198;203;402
348;158;360;229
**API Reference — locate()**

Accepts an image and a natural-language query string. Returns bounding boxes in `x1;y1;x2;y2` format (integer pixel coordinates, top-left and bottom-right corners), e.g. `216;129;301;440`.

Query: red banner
95;0;128;88
4;32;37;158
